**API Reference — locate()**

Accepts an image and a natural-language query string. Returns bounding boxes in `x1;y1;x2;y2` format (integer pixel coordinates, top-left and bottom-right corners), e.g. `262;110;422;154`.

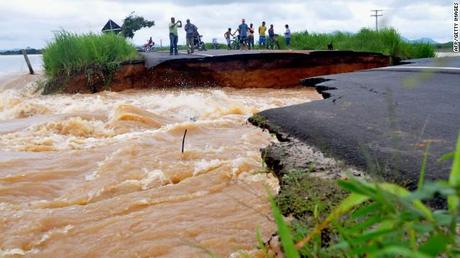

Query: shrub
42;31;138;93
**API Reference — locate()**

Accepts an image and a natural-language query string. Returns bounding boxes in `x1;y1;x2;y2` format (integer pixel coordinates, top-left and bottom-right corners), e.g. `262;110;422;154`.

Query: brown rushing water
0;74;321;257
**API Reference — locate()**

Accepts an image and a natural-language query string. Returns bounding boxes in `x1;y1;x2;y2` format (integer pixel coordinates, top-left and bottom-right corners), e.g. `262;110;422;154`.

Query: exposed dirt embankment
54;51;391;94
146;51;391;89
60;61;149;94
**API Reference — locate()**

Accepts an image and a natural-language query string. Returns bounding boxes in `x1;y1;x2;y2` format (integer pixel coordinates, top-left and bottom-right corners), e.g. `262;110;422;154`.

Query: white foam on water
140;169;167;190
35;225;74;245
193;159;223;176
0;248;40;256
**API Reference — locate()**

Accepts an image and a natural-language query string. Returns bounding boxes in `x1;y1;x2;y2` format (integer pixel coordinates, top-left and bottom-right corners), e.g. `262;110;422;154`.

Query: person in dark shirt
238;19;249;50
184;19;198;54
268;24;275;49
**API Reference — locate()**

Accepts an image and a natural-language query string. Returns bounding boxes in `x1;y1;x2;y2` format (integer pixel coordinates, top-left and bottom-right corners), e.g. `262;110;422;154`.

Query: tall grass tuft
287;28;434;59
42;31;138;93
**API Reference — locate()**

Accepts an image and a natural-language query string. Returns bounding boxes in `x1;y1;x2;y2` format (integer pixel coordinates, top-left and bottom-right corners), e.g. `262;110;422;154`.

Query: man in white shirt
284;24;291;48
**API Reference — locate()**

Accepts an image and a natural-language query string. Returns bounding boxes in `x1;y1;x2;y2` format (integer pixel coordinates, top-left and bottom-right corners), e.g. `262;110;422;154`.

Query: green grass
276;171;347;226
279;28;435;59
42;31;138;94
266;135;460;257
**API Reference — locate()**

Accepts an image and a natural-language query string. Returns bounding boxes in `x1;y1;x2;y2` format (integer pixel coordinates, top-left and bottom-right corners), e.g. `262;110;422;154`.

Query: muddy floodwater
0;74;321;257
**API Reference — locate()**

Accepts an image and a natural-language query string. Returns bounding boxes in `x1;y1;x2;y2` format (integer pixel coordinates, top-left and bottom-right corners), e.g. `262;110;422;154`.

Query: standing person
169;17;182;55
248;23;255;50
258;21;267;48
184;19;197;54
224;28;233;49
284;24;291;48
238;19;249;50
268;24;275;49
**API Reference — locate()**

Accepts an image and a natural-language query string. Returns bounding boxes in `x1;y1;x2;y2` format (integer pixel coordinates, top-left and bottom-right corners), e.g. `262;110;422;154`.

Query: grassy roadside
259;135;460;257
204;27;434;60
42;31;139;94
280;28;435;59
270;28;435;59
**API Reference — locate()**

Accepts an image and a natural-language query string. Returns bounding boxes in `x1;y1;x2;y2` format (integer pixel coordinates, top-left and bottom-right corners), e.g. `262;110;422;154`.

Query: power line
370;10;383;32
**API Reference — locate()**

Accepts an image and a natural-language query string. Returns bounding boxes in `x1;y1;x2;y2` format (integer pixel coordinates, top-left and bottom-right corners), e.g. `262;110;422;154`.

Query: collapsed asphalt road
254;56;460;186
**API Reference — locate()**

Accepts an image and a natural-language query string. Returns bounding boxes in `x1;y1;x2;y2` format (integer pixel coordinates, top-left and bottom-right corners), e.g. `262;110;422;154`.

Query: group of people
165;17;292;55
224;19;291;50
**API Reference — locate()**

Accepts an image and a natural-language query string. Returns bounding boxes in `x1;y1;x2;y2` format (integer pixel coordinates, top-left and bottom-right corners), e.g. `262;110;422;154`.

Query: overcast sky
0;0;452;49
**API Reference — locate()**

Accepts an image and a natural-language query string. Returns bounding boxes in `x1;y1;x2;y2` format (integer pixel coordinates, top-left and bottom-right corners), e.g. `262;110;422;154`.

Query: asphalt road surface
258;56;460;186
142;49;316;68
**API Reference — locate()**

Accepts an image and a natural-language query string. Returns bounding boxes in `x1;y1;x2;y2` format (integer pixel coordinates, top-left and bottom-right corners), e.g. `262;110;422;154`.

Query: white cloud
0;0;452;49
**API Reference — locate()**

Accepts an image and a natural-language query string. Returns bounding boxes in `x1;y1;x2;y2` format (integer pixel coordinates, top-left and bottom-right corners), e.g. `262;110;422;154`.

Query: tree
121;12;155;39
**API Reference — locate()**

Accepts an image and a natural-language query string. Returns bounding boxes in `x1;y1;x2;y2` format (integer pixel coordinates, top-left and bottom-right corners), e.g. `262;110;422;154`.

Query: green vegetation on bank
42;31;138;94
276;172;347;227
263;136;460;257
241;28;433;59
285;28;435;59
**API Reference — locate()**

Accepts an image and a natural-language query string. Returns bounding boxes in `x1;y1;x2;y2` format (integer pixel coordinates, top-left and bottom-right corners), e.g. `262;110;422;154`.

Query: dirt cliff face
147;51;391;89
110;62;149;91
61;62;148;94
58;51;391;93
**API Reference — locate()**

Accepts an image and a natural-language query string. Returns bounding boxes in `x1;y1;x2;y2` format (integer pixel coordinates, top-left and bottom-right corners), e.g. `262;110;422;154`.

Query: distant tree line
434;42;453;50
0;48;42;55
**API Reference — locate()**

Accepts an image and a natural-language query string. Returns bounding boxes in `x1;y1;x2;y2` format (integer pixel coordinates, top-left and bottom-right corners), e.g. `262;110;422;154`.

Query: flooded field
0;74;321;257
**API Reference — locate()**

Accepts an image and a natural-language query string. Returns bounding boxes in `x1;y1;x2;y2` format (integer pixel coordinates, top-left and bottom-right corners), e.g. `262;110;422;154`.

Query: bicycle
229;36;240;50
267;35;281;50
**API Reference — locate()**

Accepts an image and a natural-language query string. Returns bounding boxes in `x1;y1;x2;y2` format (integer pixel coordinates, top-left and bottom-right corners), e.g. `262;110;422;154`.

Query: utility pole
370;10;383;32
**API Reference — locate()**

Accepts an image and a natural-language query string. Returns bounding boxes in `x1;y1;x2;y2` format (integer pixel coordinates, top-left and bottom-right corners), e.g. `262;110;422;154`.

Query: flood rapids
0;74;321;257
